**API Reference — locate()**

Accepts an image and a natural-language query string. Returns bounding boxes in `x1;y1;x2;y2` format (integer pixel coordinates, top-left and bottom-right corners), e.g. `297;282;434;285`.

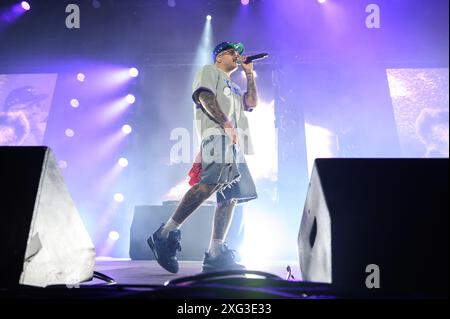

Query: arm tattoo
245;72;259;107
198;91;229;127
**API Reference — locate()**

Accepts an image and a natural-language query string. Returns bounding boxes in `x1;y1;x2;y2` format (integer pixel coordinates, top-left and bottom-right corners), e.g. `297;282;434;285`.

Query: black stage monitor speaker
298;158;448;297
0;146;95;287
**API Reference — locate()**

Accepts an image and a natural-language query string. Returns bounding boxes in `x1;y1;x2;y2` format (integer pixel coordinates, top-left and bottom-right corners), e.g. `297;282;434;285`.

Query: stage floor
89;259;301;286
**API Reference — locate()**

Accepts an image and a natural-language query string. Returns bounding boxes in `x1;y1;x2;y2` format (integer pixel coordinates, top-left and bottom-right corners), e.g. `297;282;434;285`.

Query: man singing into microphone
147;41;259;273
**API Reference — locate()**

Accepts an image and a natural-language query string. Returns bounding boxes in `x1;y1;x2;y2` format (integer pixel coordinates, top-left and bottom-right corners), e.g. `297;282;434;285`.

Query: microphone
240;53;269;64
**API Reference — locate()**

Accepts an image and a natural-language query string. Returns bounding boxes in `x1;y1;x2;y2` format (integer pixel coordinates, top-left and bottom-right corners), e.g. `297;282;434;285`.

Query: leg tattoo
171;183;220;225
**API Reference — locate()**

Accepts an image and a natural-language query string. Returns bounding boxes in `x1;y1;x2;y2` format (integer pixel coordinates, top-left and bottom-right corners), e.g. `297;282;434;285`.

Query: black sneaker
147;223;181;274
202;244;246;273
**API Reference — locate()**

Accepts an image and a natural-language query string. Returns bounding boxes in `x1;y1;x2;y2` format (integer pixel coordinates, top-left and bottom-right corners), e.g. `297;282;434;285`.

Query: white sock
208;239;225;258
161;218;181;239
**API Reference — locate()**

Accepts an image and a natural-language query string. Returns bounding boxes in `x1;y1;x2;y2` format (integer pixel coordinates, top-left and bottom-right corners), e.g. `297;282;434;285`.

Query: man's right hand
224;121;239;145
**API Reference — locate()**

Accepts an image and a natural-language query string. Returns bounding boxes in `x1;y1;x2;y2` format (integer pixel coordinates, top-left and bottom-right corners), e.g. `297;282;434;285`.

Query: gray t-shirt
192;64;254;154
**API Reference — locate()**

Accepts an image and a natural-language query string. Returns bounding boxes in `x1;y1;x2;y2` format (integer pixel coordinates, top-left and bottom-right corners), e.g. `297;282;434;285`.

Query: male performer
0;86;48;146
147;41;259;273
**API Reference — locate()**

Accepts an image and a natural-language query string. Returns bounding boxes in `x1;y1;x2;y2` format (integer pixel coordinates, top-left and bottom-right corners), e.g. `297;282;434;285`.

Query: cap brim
230;42;244;54
8;94;48;107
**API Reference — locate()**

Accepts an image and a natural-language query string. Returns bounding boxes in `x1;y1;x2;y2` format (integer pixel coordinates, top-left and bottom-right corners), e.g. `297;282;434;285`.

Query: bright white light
386;72;409;97
241;0;249;5
125;94;135;104
21;1;30;11
58;160;68;169
318;0;326;3
114;193;124;202
239;212;284;269
164;180;191;201
206;15;212;21
118;157;128;167
304;123;337;177
65;129;75;137
109;231;120;241
70;99;79;108
245;100;278;182
77;73;85;82
122;124;132;134
129;67;139;77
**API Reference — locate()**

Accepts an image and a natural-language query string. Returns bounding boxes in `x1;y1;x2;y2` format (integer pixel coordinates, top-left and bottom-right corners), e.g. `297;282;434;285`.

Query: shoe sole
147;236;179;274
147;236;159;260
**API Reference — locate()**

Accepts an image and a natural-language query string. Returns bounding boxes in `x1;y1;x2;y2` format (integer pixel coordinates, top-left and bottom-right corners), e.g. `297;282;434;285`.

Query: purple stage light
65;128;75;137
118;157;129;167
128;67;139;77
122;124;132;134
21;1;30;11
6;2;30;23
318;0;326;3
77;73;85;82
70;98;79;108
125;94;135;104
241;0;249;5
108;231;120;241
114;193;124;202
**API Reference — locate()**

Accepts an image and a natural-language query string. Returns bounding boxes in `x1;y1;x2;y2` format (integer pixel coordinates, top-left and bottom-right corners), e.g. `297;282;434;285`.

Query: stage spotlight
206;15;212;21
241;0;250;5
77;73;85;82
118;157;128;167
114;193;124;202
122;124;132;134
108;231;120;241
21;1;30;11
70;98;79;108
65;128;75;137
129;67;139;77
125;94;135;104
167;0;176;7
318;0;326;3
58;160;68;169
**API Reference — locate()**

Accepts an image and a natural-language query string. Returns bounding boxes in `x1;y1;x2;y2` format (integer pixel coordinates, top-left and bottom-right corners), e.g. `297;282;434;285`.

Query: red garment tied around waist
187;152;202;186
